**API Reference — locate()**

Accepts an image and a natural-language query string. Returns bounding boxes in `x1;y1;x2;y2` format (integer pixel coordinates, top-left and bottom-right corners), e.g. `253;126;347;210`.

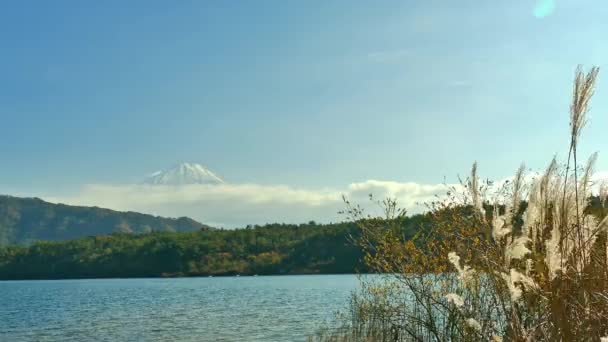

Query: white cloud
42;180;455;228
348;180;452;208
42;170;608;228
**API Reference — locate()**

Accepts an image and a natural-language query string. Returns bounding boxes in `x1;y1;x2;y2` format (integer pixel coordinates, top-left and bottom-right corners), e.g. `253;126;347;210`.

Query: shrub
322;66;608;341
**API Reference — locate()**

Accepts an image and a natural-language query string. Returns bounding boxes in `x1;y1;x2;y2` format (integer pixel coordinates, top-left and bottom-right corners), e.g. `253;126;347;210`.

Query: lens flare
534;0;556;18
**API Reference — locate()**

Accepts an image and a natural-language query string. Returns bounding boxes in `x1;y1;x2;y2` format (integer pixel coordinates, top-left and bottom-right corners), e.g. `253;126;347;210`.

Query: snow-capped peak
143;163;225;185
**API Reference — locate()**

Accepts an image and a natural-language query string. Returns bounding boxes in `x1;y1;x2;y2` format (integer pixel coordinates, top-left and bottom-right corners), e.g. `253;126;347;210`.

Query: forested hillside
3;195;605;280
0;195;212;245
0;223;356;279
0;215;429;280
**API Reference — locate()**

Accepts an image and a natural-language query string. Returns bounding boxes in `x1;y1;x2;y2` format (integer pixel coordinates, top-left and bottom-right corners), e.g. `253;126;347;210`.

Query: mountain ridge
0;195;213;246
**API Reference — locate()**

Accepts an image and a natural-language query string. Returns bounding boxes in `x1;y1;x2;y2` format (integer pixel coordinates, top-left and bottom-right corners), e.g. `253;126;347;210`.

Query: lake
0;274;361;341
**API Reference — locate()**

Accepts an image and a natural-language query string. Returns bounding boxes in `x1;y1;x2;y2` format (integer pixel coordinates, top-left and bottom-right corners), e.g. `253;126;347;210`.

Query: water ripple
0;275;361;341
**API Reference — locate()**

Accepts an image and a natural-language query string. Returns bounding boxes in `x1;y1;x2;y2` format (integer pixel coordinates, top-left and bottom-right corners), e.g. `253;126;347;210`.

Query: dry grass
317;65;608;341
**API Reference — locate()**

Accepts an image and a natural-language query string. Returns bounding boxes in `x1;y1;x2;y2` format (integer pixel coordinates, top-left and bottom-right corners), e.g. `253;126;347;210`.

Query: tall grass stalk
318;66;608;341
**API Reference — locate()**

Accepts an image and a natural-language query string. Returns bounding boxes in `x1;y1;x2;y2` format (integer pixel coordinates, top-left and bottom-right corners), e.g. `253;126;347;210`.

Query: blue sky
2;1;608;225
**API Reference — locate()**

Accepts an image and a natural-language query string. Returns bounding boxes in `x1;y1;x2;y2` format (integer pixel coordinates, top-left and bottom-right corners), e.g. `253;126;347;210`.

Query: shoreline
0;272;375;282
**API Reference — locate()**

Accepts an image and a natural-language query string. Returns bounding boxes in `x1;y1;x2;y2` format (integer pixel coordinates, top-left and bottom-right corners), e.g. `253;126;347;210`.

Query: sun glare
534;0;556;18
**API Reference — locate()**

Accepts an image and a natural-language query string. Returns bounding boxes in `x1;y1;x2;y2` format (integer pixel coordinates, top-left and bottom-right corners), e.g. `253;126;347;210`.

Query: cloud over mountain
44;163;454;227
43;163;608;228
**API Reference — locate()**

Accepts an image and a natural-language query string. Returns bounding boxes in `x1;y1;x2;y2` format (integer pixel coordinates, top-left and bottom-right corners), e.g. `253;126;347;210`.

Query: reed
318;65;608;341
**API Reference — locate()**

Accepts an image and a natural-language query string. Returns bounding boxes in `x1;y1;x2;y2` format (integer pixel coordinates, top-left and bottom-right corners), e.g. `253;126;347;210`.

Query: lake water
0;275;361;341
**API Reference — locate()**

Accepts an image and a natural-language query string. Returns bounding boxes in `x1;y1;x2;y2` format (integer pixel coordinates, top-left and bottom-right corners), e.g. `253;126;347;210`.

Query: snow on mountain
143;163;225;185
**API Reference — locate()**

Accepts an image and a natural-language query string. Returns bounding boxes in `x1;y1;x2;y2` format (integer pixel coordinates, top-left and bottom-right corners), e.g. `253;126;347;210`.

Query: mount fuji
143;163;225;185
